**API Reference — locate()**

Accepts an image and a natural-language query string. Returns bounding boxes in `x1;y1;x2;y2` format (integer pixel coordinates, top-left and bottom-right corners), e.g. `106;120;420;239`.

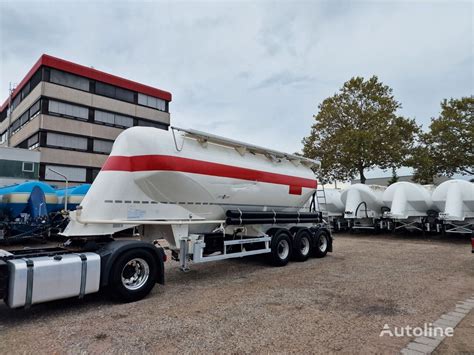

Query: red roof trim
1;54;172;112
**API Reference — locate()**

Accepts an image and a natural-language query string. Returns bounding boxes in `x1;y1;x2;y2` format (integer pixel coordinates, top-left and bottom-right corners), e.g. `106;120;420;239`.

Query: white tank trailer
382;182;438;232
432;179;474;235
0;127;333;308
340;184;387;231
317;189;347;231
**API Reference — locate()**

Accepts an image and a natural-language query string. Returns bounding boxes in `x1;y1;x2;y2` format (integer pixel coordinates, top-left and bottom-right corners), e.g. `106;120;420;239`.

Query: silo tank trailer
0;127;332;308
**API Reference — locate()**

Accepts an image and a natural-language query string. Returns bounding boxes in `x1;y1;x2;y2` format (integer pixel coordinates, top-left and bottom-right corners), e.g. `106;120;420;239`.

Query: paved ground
433;308;474;354
0;232;473;354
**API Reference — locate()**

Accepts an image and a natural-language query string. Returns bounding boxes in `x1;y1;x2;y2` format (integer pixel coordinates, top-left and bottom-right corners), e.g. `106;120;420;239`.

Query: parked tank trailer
0;127;332;308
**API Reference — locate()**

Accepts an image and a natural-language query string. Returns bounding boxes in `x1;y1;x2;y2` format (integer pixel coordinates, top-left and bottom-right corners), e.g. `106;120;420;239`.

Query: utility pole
6;82;16;148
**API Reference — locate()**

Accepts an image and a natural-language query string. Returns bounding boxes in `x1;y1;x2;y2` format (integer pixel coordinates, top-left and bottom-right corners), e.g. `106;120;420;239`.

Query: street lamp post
47;168;69;211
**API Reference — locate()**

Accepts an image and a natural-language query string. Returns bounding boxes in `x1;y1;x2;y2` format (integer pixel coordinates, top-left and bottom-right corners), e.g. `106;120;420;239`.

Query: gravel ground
0;232;473;354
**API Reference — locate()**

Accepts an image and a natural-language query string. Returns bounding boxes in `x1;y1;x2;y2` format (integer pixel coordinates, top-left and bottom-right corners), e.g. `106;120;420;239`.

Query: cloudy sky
0;0;472;177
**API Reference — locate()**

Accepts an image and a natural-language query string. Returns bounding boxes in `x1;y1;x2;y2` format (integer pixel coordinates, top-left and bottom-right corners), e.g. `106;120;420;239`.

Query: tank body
55;184;91;211
63;127;318;238
320;189;344;217
432;180;474;221
340;184;386;219
383;182;436;219
0;182;58;218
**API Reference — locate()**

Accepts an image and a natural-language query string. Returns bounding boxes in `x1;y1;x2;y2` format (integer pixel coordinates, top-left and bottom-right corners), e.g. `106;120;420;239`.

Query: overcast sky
0;0;472;177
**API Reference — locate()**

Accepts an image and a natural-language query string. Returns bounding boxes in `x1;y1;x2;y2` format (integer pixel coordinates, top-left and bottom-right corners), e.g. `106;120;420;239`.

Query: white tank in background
318;188;348;232
319;189;344;217
432;180;474;234
340;184;387;230
382;182;437;231
432;179;474;221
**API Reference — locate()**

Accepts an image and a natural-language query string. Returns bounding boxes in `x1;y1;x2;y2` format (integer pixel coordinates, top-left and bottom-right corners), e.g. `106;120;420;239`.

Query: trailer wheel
269;229;292;266
292;229;312;262
313;230;330;258
109;249;158;302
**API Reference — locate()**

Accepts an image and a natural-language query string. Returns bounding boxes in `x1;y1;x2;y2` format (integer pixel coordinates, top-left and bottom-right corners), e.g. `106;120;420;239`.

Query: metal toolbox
6;252;101;308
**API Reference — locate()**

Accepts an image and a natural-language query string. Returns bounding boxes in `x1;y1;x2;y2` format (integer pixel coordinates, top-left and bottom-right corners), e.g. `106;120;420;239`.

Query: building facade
0;147;40;186
0;54;171;185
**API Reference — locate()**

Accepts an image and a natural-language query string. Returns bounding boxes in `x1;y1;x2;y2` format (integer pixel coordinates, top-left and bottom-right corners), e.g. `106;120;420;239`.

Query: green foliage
412;96;474;182
302;76;419;183
387;167;399;186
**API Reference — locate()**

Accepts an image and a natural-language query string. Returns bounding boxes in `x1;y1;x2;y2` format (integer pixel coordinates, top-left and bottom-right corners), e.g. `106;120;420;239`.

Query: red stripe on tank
102;155;317;190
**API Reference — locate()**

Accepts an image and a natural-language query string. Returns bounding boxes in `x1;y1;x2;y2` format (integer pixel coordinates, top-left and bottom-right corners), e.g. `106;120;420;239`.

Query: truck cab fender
97;239;165;287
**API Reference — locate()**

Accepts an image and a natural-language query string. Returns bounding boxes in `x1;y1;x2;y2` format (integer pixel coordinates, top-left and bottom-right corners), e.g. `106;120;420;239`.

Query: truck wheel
110;249;158;302
269;229;292;266
313;230;330;258
292;229;312;262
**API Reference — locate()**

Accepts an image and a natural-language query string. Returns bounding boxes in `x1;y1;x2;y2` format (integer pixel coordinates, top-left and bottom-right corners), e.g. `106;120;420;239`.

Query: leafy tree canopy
412;96;473;183
302;76;419;183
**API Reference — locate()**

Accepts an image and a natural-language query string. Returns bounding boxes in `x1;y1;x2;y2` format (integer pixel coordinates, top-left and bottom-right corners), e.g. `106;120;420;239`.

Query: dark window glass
11;118;21;132
115;87;134;103
19;111;29;126
21;82;31;99
27;134;39;147
50;69;89;91
29;100;41;117
11;95;21;111
30;69;42;89
137;120;166;129
93;139;113;154
96;82;116;98
92;168;101;181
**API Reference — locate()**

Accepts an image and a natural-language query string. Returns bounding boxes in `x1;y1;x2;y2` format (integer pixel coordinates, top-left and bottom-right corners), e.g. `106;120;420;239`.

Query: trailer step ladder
315;184;329;223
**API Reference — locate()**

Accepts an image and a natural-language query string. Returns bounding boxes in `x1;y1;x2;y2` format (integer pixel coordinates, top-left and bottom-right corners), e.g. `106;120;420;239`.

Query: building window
0;131;6;144
22;162;34;172
46;132;88;151
48;100;88;120
116;87;135;103
95;110;133;128
96;82;135;103
138;93;166;111
11;95;21;112
50;69;89;91
29;100;41;118
21;82;31;100
93;139;113;154
137;119;167;129
115;114;133;128
45;164;87;182
95;110;115;125
11;118;21;134
91;168;101;181
27;134;39;149
19;111;29;126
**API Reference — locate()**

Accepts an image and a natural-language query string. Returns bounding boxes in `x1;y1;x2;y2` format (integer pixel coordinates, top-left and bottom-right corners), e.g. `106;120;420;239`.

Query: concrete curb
400;295;474;355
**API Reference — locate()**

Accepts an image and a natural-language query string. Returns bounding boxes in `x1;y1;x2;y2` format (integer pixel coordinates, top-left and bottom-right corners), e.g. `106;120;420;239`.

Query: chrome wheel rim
301;236;310;255
277;239;290;259
121;258;150;290
318;235;328;252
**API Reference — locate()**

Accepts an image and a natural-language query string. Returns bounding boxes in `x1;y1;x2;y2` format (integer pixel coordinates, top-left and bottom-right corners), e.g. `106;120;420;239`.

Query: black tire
292;228;312;262
312;229;330;258
109;249;158;302
268;229;292;266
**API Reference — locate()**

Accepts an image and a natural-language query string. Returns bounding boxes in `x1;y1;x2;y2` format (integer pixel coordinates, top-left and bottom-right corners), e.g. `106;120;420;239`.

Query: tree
302;76;419;183
387;167;399;186
412;97;474;182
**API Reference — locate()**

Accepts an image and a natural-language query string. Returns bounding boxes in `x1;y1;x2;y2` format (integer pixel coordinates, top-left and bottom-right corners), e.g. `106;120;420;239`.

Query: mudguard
97;240;165;287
